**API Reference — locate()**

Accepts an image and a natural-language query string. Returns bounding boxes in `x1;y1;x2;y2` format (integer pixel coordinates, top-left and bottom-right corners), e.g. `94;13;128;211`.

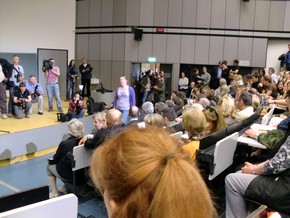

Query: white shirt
179;77;189;89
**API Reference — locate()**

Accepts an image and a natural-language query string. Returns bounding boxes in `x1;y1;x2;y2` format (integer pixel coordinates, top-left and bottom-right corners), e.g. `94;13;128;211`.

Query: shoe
59;184;68;194
25;114;30;118
64;99;69;102
7;113;12;117
2;114;8;119
58;109;63;113
48;108;53;112
38;112;43;115
49;192;59;199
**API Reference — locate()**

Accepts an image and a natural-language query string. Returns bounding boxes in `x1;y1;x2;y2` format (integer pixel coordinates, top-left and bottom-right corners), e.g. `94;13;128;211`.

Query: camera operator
66;59;78;101
13;82;32;119
67;92;85;118
44;58;63;112
79;57;93;97
26;75;44;115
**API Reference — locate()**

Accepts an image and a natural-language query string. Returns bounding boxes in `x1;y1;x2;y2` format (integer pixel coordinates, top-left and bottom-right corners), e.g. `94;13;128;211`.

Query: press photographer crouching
26;75;44;115
67;92;85;118
13;82;32;119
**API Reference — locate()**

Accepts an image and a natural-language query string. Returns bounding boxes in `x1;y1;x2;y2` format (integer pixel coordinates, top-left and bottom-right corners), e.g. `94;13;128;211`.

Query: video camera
42;59;53;72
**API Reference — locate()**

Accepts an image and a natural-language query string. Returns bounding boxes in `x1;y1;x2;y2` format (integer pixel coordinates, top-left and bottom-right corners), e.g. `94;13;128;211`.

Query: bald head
106;109;123;127
129;106;139;118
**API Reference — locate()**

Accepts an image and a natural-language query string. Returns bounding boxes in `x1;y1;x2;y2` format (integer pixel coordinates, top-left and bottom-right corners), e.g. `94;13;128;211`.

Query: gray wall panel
140;0;154;25
100;61;112;88
168;0;182;26
89;0;101;26
100;34;113;61
101;0;113;26
224;37;238;64
182;0;197;27
125;34;139;62
76;34;89;60
238;37;253;65
252;38;267;68
284;2;290;31
76;0;89;27
88;35;100;60
153;35;167;63
166;35;181;63
126;0;140;25
154;0;168;26
88;60;100;79
225;0;240;29
112;34;125;61
240;0;255;30
172;63;180;91
111;61;125;89
211;0;226;29
194;36;210;64
269;1;286;31
138;34;153;62
180;35;195;63
254;1;270;30
196;0;211;27
113;0;126;25
209;36;224;65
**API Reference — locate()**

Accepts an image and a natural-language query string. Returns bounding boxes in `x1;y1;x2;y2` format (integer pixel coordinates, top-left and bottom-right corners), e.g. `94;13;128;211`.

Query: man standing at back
285;44;290;71
79;58;93;97
45;58;63;112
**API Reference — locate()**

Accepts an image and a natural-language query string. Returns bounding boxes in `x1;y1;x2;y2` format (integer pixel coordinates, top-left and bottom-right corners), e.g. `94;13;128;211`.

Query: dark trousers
0;82;7;114
81;79;91;97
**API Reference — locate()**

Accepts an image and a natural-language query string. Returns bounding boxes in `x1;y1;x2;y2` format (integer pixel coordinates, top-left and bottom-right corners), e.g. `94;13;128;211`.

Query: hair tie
161;153;176;165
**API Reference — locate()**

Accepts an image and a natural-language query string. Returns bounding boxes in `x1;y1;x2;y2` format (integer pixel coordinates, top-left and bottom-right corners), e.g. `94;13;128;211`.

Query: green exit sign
147;57;156;63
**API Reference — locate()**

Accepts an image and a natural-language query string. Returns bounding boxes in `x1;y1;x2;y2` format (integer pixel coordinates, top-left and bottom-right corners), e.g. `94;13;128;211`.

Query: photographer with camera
13;82;32;119
66;59;78;101
7;55;25;117
44;58;63;112
26;75;44;115
79;57;93;97
67;92;85;118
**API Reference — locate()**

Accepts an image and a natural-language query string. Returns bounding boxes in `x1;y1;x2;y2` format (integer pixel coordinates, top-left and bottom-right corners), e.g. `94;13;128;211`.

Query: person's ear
109;199;117;211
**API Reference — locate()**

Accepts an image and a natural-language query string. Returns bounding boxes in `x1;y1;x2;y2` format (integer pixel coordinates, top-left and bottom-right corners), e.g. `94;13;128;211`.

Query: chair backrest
72;144;93;171
170;131;183;142
208;132;239;180
199;128;227;150
0;185;49;213
226;121;243;135
0;194;78;218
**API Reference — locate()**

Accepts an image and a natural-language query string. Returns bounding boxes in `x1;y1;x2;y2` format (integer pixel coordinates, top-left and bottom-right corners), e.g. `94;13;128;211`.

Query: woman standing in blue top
66;59;78;101
113;75;136;124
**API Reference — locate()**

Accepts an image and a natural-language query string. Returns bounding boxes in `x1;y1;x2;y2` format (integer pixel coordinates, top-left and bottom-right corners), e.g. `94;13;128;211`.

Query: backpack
86;97;106;115
57;112;73;122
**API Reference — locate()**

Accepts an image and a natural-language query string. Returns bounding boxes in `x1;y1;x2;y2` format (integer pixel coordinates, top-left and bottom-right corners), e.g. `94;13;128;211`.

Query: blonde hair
182;108;207;139
218;96;236;119
252;94;260;110
203;106;227;133
144;113;164;128
90;126;217;218
67;118;84;138
93;111;107;128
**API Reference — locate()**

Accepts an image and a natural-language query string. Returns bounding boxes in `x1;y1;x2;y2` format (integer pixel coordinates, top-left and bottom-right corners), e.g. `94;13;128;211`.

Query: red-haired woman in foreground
90;126;217;218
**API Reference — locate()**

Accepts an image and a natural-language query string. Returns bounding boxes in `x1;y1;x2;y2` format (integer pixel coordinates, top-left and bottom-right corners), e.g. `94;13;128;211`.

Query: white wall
0;0;76;61
266;40;290;75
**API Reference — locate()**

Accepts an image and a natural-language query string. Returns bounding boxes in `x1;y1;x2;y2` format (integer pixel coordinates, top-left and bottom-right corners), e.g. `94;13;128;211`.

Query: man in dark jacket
79;57;93;97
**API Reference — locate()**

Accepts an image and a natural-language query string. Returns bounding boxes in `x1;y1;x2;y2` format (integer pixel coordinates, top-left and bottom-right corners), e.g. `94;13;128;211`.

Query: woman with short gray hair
47;119;84;198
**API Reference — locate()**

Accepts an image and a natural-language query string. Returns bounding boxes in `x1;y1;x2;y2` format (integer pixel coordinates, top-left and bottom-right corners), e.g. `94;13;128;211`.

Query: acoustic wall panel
196;0;211;27
113;0;126;25
140;0;154;26
88;35;100;60
225;0;240;29
224;37;238;64
284;1;290;31
269;0;286;31
211;0;226;29
138;34;153;62
168;0;182;27
100;61;112;89
76;0;89;27
100;34;113;61
112;34;125;61
180;35;195;64
194;36;210;64
89;0;101;26
238;37;253;66
101;0;113;26
252;38;267;68
209;36;224;65
89;60;100;79
166;35;181;63
240;0;255;30
182;0;197;27
153;35;167;63
126;0;140;25
76;34;89;60
254;1;270;31
154;0;168;26
111;61;125;89
125;34;139;62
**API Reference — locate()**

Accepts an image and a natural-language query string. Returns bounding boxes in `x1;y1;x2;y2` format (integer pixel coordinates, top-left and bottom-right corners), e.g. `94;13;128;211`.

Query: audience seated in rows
203;106;227;135
90;126;217;218
235;91;254;121
143;113;164;128
218;96;237;126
